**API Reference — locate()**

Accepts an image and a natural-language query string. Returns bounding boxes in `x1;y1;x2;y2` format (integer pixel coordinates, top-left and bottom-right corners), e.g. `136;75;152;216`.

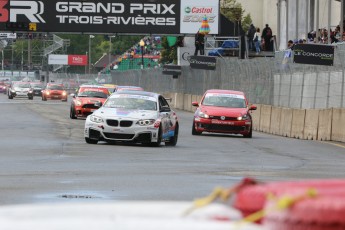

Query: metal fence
50;42;345;109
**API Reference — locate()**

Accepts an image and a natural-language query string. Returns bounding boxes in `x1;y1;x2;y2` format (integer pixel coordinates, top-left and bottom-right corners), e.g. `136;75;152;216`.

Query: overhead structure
0;0;220;35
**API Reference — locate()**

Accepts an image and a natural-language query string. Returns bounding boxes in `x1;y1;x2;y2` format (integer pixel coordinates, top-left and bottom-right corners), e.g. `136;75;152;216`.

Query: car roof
110;90;159;99
117;85;143;89
80;84;107;89
205;89;245;96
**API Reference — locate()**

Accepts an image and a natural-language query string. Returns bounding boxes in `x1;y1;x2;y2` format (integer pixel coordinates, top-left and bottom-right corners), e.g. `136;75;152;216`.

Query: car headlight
136;119;156;126
75;100;82;106
90;115;104;123
11;89;15;93
237;114;249;121
46;91;50;95
29;90;33;93
62;91;67;96
198;111;209;118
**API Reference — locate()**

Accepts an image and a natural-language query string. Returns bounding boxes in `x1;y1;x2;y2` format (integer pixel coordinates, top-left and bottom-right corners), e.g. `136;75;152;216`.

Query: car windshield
32;83;44;88
15;83;31;88
78;90;108;99
103;97;157;110
202;94;246;108
47;85;63;90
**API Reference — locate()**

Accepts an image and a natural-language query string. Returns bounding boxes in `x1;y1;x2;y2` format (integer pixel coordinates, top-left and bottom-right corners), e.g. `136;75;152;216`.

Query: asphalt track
0;95;345;205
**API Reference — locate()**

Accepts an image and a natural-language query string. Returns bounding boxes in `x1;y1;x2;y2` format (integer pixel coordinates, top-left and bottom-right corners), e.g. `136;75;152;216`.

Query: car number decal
211;120;235;125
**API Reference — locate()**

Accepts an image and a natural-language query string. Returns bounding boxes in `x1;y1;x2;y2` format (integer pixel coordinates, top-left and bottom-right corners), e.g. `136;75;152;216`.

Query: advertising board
0;0;219;34
48;54;87;66
293;44;334;66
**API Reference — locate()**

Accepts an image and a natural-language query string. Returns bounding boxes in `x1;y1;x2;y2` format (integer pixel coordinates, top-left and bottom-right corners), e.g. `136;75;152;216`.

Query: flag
199;15;210;35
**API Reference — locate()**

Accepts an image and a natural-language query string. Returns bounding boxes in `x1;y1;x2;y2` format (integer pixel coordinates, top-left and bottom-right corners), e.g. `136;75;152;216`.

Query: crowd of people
247;23;274;54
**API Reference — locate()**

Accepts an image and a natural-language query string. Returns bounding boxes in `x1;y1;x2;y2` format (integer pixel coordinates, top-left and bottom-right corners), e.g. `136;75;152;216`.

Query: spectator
262;24;273;51
194;30;205;56
247;23;256;51
253;27;261;55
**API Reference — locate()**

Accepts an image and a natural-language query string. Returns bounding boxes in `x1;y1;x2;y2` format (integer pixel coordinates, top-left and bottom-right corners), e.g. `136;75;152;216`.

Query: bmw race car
84;91;179;146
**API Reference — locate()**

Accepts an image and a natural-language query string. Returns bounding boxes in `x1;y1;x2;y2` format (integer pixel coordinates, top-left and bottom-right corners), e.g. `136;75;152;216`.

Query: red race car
70;85;110;119
41;83;68;101
192;89;257;138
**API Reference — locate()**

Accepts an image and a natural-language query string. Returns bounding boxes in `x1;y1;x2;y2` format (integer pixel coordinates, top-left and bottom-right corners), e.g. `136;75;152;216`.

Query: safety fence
50;42;345;109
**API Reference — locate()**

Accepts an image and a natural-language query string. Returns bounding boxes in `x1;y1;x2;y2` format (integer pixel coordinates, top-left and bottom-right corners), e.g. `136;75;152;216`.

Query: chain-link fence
50;42;345;109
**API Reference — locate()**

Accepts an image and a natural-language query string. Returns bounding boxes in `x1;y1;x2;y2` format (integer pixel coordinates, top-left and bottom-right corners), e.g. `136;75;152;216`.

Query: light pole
88;35;94;75
85;51;88;75
108;35;116;67
140;39;145;69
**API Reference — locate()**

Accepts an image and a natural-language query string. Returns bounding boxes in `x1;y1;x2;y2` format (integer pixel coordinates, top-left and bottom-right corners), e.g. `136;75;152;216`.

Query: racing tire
42;96;47;101
70;106;77;119
28;97;33;100
165;123;179;146
62;99;68;102
149;126;162;147
243;127;253;138
192;121;202;135
8;94;13;99
85;137;98;144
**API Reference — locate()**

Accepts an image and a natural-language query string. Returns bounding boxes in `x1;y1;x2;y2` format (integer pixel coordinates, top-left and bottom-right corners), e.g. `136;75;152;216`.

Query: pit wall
164;92;345;142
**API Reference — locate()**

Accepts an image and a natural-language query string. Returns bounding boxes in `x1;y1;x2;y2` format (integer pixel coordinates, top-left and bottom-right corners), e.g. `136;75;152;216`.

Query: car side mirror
160;107;170;112
192;101;199;107
94;101;102;108
249;105;257;110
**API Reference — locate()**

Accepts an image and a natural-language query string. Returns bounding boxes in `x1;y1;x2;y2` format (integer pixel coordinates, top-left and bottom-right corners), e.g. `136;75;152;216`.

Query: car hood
199;105;248;117
95;107;158;120
76;97;107;104
14;87;30;91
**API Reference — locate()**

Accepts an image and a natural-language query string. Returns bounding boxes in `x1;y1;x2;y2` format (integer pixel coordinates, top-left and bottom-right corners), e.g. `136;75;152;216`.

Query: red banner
68;55;88;66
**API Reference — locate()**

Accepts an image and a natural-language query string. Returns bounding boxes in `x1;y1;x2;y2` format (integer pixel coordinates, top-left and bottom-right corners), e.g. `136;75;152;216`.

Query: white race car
84;91;179;146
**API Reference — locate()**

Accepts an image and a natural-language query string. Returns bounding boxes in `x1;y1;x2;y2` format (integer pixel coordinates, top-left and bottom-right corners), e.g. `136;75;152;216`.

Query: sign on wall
48;54;87;66
0;0;219;34
293;44;335;66
189;56;216;70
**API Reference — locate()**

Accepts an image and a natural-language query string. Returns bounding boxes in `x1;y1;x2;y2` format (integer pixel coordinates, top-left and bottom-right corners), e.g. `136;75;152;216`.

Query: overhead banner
189;56;216;70
49;54;88;66
293;44;335;66
0;0;219;34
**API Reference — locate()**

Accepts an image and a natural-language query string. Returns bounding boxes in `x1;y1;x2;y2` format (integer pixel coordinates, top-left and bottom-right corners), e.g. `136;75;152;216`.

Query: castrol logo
191;7;213;14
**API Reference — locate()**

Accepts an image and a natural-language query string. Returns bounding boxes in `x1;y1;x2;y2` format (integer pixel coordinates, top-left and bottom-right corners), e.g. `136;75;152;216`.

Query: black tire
85;137;98;144
8;94;13;99
165;123;179;146
70;106;77;119
243;127;253;138
28;97;33;100
192;121;202;135
62;99;68;102
149;126;162;147
42;96;47;101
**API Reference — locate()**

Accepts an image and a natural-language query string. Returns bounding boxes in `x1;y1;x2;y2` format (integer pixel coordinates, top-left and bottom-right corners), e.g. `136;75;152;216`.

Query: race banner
293;44;335;66
49;54;88;66
189;55;217;70
0;0;219;34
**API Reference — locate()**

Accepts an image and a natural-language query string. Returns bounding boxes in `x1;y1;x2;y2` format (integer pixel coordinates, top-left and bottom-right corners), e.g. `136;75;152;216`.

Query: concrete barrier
183;94;192;112
304;109;319;140
317;108;333;141
251;104;261;131
291;109;306;139
259;105;271;133
331;108;345;142
269;107;282;135
279;108;293;137
174;93;184;110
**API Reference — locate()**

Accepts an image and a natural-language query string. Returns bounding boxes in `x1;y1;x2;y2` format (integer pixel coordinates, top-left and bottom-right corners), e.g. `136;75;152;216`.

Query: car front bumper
84;117;160;143
45;95;67;100
10;91;33;97
194;117;252;135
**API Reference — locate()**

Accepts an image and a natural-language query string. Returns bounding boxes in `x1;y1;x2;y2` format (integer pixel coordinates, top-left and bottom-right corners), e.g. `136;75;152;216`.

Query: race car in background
41;83;68;101
84;91;179;146
8;81;33;100
31;81;45;97
192;89;257;138
70;85;110;119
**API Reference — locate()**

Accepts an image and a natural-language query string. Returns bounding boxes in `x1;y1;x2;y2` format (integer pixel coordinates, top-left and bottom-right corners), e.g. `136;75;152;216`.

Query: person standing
262;24;273;51
247;23;256;51
253;28;261;54
194;30;205;56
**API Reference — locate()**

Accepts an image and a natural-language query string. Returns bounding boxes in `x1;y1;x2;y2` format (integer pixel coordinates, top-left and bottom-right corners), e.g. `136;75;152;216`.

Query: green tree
220;0;252;33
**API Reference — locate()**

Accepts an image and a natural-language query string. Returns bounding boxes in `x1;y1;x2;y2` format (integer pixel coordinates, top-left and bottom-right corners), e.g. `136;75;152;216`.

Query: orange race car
41;83;68;101
70;85;110;119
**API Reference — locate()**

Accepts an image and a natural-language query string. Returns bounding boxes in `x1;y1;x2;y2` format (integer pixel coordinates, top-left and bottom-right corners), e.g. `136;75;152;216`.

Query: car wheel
70;106;77;119
8;94;13;99
42;96;47;101
149;126;162;147
243;127;253;138
192;121;202;135
85;137;98;144
62;99;68;102
165;123;179;146
28;97;33;100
